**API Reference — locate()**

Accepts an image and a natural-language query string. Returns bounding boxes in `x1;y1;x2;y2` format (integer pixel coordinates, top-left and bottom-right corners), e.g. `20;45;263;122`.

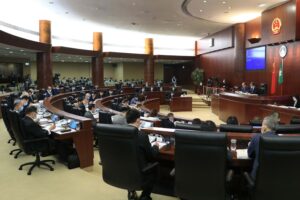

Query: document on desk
54;129;76;135
236;149;249;159
151;141;167;149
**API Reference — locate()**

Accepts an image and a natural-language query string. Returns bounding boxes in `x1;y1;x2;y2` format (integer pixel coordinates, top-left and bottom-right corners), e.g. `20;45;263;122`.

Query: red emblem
272;18;282;35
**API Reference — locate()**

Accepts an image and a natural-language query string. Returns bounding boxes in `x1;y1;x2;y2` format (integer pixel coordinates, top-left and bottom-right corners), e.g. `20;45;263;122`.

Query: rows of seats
1;100;55;175
96;124;300;200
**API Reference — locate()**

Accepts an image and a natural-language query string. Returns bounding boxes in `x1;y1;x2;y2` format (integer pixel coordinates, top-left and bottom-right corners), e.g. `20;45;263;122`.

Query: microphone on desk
293;96;298;107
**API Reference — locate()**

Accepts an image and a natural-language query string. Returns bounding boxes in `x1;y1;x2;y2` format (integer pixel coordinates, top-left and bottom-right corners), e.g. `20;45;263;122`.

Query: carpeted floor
0;93;223;200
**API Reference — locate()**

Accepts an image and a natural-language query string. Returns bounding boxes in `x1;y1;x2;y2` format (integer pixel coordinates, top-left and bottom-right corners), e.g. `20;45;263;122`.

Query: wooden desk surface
142;127;253;169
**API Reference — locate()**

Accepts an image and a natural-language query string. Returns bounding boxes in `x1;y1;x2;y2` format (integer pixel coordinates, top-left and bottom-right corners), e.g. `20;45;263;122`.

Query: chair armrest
226;169;234;182
243;172;255;188
142;162;159;173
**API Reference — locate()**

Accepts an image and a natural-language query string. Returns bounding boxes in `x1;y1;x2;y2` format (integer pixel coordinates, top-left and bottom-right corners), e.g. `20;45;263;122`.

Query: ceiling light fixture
222;1;227;4
203;0;207;3
248;37;261;44
258;3;266;8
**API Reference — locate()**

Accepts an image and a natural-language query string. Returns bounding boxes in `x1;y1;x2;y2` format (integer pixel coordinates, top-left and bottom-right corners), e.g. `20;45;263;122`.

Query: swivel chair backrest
175;130;227;200
254;136;300;200
95;124;143;191
275;124;300;134
219;124;253;133
175;123;202;131
8;110;24;150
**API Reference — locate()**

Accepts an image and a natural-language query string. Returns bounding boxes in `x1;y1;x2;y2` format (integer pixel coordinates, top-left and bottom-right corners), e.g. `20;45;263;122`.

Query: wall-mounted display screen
246;46;266;71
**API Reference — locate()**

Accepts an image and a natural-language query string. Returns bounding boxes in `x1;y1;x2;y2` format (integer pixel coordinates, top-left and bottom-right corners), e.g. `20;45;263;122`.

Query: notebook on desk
236;149;249;159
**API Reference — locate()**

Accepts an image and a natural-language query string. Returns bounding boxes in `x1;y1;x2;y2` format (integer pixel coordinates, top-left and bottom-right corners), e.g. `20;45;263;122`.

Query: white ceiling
0;0;289;57
53;0;288;37
0;0;288;38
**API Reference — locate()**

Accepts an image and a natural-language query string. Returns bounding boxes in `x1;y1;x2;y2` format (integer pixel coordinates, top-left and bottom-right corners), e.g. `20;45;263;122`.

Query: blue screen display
246;46;266;70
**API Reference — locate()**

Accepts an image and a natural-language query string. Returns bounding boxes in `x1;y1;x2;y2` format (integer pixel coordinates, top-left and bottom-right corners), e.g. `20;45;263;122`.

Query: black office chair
219;124;253;133
10;111;55;175
95;124;158;200
275;124;300;134
1;102;16;145
7;110;23;158
249;119;262;126
175;123;202;131
98;111;113;124
244;136;300;200
175;130;232;200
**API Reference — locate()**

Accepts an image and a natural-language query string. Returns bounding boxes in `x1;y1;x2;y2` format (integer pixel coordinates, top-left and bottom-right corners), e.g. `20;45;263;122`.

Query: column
144;38;154;85
92;32;104;87
37;20;52;89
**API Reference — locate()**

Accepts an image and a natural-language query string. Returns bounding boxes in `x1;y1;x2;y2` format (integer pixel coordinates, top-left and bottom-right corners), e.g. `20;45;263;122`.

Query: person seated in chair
22;106;56;154
84;104;97;127
14;95;30;118
240;82;249;93
247;116;278;179
161;113;175;128
249;82;258;94
126;109;159;200
226;116;239;125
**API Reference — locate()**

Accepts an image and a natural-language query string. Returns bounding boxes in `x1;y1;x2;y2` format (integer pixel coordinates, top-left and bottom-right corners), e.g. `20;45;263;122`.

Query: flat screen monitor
246;46;266;71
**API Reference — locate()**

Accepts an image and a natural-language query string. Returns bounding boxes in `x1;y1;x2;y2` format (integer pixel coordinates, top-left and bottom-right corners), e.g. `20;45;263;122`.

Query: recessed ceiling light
228;6;232;9
20;49;24;52
85;61;89;63
200;9;203;12
203;0;207;3
5;47;10;50
222;1;227;4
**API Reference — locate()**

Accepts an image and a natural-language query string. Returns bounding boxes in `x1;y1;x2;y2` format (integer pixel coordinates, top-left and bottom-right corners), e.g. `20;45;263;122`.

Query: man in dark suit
22;106;56;153
84;104;97;127
161;112;175;128
247;116;277;179
44;86;53;98
126;109;159;200
240;82;249;93
249;82;258;94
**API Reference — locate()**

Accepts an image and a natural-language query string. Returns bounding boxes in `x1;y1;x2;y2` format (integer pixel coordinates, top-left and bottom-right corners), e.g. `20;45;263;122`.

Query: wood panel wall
197;27;234;55
198;0;300;96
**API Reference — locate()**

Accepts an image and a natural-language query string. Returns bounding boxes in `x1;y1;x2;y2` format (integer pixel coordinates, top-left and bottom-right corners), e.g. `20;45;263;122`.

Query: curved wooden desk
169;97;192;112
44;93;94;168
260;105;300;124
216;92;291;124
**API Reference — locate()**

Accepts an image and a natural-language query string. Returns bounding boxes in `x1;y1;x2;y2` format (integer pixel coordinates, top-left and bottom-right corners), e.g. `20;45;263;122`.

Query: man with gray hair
248;115;278;179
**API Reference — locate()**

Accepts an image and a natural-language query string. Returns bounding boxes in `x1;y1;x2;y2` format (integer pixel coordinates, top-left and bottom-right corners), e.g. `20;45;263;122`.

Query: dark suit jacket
249;86;257;94
22;116;49;140
161;118;175;128
247;131;277;179
241;86;249;93
138;131;159;169
84;111;97;127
